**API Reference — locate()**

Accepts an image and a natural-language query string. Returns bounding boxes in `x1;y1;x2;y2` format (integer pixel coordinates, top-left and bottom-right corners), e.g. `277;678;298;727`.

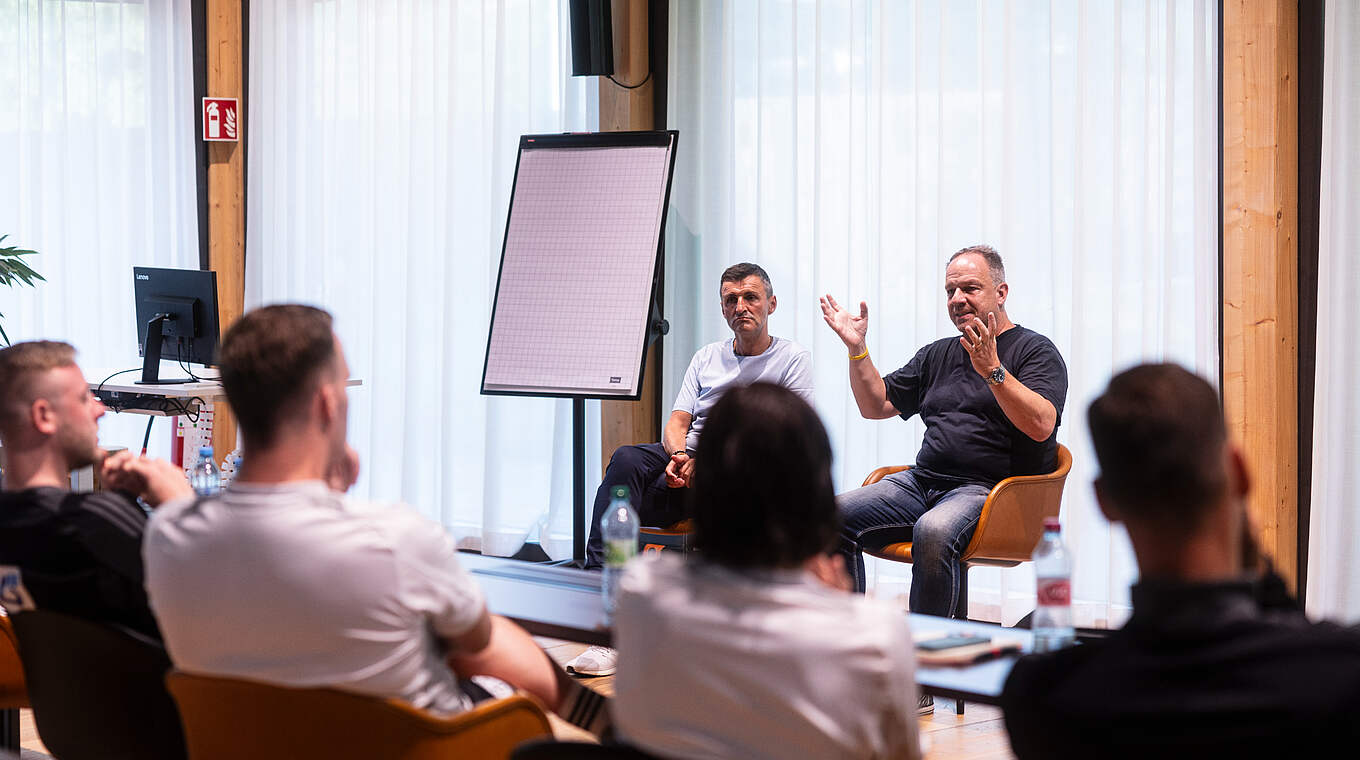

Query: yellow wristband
849;348;869;361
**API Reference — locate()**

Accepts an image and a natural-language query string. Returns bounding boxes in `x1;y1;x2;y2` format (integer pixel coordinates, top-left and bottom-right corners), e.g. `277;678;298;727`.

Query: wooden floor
539;638;1017;760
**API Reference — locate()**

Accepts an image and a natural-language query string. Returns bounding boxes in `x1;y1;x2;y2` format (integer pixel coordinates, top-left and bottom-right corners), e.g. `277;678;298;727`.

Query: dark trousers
585;443;688;569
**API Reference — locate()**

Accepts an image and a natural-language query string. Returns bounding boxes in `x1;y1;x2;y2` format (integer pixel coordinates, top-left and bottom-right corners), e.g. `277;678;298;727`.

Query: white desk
88;372;363;466
89;373;229;418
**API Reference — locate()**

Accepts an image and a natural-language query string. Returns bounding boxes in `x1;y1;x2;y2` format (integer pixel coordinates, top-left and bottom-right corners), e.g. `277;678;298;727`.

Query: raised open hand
959;311;1001;378
820;294;869;351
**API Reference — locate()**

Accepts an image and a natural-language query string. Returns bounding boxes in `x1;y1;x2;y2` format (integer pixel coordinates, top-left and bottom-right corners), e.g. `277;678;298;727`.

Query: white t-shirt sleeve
782;346;815;405
389;510;487;639
671;346;707;415
881;612;924;759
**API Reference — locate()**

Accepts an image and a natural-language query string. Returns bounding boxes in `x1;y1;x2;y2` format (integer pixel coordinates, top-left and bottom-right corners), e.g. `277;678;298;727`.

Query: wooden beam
599;0;659;474
1222;0;1299;590
206;0;245;459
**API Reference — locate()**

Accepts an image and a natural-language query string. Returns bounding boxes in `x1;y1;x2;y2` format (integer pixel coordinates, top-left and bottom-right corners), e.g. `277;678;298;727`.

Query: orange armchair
166;671;552;760
0;616;26;752
861;444;1073;619
0;617;27;709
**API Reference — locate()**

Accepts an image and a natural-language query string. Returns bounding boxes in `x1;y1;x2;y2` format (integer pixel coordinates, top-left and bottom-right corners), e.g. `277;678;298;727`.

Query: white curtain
668;0;1219;627
0;0;199;460
1306;0;1360;625
245;0;597;557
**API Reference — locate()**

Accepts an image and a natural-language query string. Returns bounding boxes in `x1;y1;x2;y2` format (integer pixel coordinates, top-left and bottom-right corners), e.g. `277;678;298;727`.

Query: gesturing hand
820;295;869;352
959;312;1002;378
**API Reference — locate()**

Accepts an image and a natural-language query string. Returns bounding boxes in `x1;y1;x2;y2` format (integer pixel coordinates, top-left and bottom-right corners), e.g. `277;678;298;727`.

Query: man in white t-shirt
584;263;813;570
143;305;608;731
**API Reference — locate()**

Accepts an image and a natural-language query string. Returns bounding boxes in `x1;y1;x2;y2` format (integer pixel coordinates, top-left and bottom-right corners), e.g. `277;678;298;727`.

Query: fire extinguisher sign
202;97;240;142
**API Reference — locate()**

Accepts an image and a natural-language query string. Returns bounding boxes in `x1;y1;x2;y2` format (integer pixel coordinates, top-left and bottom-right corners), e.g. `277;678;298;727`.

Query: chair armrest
961;445;1072;565
389;693;552;738
861;465;911;487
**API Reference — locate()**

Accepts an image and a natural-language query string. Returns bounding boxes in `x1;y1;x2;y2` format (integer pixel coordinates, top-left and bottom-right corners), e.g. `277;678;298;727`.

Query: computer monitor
133;266;221;385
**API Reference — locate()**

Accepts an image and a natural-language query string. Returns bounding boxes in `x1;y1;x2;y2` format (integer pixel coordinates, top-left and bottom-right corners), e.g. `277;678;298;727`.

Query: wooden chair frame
860;444;1073;618
166;670;552;760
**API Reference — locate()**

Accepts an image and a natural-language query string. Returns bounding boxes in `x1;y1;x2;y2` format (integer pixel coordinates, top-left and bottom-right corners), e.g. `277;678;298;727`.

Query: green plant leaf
0;235;44;345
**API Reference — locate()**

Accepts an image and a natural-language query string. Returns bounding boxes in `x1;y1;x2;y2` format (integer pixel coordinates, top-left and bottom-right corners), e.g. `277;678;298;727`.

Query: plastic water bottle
190;445;221;497
1032;517;1075;652
600;485;639;621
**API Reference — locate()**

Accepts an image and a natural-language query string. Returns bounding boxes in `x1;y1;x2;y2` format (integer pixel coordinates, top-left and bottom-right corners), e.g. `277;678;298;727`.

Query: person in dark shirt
1000;363;1360;757
0;340;191;639
821;245;1068;618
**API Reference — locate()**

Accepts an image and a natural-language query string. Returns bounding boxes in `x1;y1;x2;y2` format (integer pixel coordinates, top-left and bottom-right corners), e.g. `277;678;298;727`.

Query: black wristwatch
985;365;1007;386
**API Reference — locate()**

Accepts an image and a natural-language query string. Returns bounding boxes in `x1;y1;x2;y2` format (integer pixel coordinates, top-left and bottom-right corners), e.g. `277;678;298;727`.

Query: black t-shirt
1000;578;1360;758
0;487;160;639
882;325;1067;486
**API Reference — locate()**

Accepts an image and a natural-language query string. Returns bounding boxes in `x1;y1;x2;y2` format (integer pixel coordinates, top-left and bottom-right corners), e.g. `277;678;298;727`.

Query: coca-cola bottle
1032;517;1074;652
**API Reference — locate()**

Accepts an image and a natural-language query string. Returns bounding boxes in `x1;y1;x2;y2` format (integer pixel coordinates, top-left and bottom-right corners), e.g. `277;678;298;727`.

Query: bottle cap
199;446;214;457
611;485;630;500
1043;517;1061;531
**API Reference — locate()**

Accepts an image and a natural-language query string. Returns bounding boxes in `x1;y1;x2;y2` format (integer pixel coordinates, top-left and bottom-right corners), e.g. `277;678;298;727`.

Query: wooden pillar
207;0;245;458
1222;0;1299;590
599;0;660;473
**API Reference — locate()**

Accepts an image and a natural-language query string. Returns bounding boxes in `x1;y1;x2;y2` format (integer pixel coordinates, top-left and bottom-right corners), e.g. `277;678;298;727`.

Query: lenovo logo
135;274;150;281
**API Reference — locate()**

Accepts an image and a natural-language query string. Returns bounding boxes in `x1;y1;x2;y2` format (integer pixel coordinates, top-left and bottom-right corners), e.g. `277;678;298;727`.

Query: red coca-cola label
1037;578;1071;605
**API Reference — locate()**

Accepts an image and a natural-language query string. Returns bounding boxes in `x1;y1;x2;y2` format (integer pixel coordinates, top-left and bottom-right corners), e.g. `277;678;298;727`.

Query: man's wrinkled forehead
720;276;769;300
945;253;993;286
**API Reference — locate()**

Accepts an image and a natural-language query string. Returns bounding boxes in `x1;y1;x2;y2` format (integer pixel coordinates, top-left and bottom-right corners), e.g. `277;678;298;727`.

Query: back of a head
219;305;335;449
1087;363;1227;527
689;382;837;569
0;340;76;441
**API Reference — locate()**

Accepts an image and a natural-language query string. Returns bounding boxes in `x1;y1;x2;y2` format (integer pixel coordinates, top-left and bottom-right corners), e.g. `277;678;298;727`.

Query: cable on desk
175;340;206;382
96;367;141;395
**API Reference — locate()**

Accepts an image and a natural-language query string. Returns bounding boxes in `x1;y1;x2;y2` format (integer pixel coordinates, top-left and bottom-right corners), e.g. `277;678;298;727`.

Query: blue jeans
837;469;989;616
585;443;688;568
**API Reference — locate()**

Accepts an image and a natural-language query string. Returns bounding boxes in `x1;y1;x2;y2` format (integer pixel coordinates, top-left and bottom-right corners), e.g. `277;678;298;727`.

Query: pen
969;645;1021;664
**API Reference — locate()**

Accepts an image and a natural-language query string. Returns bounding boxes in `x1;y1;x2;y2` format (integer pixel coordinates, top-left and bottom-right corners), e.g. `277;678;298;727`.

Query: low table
459;553;1029;706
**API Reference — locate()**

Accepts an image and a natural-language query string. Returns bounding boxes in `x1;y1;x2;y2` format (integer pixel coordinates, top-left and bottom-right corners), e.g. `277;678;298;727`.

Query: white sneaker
565;645;618;677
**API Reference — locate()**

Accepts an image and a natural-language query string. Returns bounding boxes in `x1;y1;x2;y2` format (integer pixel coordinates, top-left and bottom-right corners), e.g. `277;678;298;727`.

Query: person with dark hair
0;340;191;638
612;383;922;760
1001;363;1360;757
143;305;609;732
823;244;1067;713
570;262;813;675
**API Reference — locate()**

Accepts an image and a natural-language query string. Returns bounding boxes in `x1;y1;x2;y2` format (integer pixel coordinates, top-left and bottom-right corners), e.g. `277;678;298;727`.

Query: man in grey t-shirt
583;263;813;572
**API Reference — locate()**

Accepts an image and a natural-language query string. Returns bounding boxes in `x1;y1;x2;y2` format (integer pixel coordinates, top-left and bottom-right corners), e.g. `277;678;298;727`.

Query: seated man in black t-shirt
821;245;1068;629
1000;364;1360;757
0;340;192;638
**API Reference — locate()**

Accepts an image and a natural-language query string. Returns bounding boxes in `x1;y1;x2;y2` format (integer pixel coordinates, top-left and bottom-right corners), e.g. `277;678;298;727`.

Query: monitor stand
137;315;192;385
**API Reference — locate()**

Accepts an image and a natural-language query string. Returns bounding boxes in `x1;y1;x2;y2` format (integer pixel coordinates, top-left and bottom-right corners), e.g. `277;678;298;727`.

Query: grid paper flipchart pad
483;143;672;396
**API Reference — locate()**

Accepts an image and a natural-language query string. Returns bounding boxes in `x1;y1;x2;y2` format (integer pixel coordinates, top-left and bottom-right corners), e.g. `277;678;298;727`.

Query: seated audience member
143;305;608;731
613;383;922;760
571;262;813;676
0;340;191;638
1001;363;1360;757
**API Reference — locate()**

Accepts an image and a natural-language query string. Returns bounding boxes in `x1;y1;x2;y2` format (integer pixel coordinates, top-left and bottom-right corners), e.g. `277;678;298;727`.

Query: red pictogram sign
202;98;240;142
